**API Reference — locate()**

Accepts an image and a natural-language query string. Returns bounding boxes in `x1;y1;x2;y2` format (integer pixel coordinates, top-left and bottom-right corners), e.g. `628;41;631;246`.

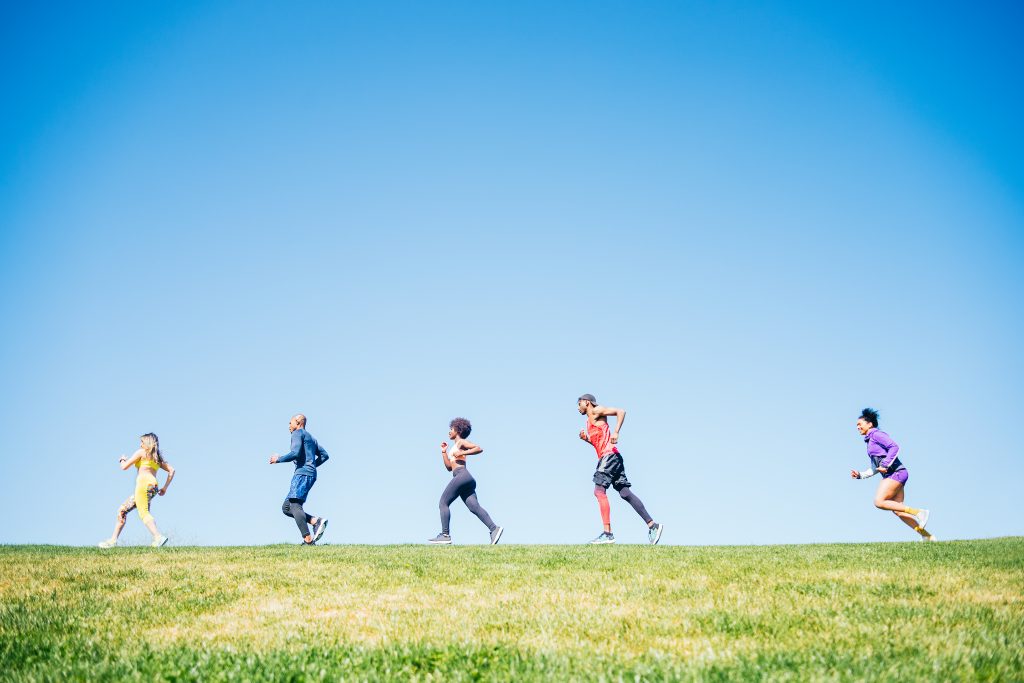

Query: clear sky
1;1;1022;546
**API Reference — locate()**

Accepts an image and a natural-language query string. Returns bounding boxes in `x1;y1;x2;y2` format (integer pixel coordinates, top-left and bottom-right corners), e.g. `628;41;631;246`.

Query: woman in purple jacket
850;408;937;541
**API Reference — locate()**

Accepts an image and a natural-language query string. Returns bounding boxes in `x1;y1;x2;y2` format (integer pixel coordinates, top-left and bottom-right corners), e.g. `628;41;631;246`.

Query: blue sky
1;1;1022;546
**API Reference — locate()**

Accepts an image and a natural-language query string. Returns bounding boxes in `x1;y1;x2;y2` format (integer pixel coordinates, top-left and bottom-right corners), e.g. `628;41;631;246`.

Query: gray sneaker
312;518;329;543
428;533;452;545
490;526;504;545
589;532;615;545
648;523;664;545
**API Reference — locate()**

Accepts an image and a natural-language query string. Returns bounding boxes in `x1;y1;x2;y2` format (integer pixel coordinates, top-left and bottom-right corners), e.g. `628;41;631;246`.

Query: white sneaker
916;509;930;529
151;535;168;548
926;534;939;542
97;539;117;549
312;518;329;544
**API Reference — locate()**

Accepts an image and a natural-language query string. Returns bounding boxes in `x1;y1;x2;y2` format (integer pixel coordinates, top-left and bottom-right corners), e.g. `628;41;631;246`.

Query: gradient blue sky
2;2;1022;546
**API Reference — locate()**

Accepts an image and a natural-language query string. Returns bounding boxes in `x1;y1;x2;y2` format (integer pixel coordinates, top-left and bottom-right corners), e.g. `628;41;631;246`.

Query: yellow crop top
136;458;160;476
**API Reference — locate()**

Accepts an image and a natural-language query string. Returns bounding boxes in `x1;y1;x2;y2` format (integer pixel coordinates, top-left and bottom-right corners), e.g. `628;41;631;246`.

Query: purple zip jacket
865;428;904;473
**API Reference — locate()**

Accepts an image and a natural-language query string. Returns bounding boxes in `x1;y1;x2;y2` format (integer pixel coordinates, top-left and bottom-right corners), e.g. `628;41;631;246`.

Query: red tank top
586;420;619;458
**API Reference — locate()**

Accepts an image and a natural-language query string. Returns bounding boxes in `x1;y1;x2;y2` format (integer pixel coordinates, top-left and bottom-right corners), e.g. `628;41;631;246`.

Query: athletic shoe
648;523;664;545
916;509;930;529
312;518;329;544
589;532;615;545
428;533;452;545
490;526;504;545
151;535;168;548
97;539;117;549
925;534;939;542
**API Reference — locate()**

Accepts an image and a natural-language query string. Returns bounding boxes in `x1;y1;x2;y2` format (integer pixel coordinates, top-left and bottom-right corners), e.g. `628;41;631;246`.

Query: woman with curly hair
851;408;936;541
98;433;174;548
428;417;503;545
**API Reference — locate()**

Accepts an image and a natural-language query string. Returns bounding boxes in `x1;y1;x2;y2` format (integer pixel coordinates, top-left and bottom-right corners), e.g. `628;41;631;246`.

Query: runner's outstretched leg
462;491;497;532
618;487;653;525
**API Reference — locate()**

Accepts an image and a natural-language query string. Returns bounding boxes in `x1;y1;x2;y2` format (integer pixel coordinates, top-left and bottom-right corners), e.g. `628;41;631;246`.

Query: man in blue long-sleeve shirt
270;414;329;544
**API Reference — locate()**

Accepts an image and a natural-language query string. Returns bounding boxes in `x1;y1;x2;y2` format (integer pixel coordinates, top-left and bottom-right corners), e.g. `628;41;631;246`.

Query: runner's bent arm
120;449;144;470
456;439;483;457
159;460;175;494
273;431;303;464
595;406;626;442
441;442;453;471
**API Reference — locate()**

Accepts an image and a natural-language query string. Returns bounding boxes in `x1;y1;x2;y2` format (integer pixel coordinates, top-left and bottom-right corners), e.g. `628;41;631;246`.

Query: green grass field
2;538;1022;682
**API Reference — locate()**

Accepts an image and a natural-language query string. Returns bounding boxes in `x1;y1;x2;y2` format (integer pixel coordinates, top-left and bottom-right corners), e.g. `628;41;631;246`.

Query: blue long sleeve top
277;428;321;477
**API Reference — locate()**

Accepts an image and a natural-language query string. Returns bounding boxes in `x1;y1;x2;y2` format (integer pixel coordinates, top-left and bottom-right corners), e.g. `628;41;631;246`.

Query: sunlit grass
2;539;1022;681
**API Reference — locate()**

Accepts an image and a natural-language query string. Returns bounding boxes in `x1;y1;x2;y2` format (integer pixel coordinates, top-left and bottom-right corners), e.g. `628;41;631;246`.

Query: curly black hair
860;407;879;428
449;417;472;438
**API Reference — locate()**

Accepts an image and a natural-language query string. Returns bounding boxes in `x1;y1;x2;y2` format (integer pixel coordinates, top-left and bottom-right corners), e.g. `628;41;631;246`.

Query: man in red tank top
577;394;663;544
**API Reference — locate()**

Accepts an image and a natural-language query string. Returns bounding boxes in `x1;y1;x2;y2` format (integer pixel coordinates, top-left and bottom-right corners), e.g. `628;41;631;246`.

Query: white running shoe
151;535;168;548
97;539;117;549
926;534;939;542
916;509;930;529
312;518;329;544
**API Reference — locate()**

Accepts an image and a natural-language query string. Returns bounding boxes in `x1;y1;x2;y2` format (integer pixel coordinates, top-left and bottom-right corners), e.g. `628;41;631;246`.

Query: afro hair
449;417;472;438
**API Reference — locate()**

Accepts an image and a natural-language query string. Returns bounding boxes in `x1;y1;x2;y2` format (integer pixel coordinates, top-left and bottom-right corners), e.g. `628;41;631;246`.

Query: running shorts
593;452;632;491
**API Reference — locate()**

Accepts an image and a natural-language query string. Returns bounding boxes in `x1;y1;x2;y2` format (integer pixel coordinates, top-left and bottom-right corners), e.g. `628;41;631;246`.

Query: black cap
578;393;597;404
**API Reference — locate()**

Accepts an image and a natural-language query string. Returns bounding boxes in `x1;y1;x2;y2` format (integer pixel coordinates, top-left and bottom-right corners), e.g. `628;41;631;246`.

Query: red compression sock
594;486;611;528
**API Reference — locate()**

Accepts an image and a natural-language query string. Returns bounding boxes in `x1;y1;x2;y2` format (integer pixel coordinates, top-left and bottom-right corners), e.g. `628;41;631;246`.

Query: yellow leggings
117;480;159;525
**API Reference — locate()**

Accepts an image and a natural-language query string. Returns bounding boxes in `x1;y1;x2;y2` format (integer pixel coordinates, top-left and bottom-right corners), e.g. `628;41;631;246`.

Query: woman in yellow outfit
98;433;175;548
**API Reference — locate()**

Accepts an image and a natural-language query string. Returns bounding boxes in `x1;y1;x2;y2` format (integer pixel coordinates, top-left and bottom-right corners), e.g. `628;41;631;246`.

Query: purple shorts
883;469;909;485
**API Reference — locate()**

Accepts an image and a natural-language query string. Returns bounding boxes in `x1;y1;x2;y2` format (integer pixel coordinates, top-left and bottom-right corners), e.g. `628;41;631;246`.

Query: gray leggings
440;467;496;534
282;499;315;538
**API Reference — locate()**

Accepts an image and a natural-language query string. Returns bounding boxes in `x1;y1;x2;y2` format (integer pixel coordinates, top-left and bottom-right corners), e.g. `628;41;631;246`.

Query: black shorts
593;452;631;491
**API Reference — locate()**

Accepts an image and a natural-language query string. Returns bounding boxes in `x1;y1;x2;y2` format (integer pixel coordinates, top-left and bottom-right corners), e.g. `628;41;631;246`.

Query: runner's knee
117;505;130;524
873;498;888;509
594;487;608;499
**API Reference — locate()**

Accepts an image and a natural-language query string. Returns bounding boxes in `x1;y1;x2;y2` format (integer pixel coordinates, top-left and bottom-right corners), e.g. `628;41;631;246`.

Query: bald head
289;414;307;432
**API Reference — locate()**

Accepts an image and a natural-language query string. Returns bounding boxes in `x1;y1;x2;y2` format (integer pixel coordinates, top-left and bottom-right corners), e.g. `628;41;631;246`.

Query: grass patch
2;539;1022;680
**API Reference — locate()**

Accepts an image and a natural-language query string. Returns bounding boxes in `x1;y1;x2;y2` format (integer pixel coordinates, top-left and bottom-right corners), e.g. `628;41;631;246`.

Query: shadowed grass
1;539;1022;681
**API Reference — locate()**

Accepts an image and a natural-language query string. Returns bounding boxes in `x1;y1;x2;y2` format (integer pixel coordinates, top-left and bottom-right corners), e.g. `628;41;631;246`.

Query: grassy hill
2;538;1022;681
